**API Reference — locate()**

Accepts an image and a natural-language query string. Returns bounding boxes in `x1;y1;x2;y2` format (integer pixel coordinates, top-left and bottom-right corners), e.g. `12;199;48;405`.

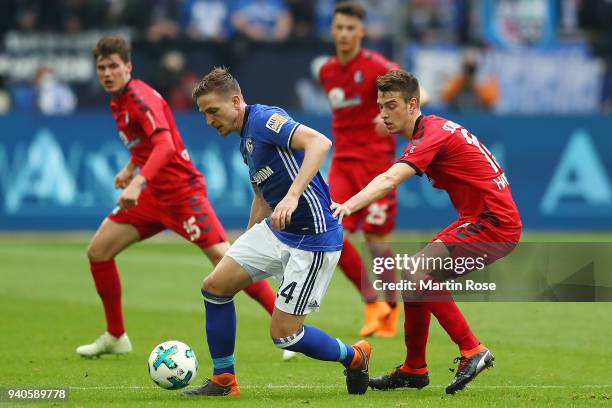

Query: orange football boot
345;340;372;394
182;373;240;396
359;301;391;337
374;304;401;337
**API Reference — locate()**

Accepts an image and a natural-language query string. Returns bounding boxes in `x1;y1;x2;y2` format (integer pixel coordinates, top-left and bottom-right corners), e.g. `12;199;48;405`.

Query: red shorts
108;187;228;249
432;217;522;274
329;158;396;235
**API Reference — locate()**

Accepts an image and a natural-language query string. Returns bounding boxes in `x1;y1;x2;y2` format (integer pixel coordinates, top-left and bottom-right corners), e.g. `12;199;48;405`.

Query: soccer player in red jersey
317;1;402;337
76;36;277;357
332;70;522;394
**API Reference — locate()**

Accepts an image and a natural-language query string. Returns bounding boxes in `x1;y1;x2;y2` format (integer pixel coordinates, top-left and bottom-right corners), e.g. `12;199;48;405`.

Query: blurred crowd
0;0;413;43
1;1;609;44
0;0;611;114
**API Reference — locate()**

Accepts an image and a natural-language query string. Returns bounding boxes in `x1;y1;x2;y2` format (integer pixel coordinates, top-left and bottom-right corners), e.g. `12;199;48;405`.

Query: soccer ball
147;340;198;389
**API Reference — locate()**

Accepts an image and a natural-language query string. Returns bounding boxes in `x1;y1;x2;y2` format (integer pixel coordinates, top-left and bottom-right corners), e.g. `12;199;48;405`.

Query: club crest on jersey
266;113;288;133
354;70;363;83
245;138;254;154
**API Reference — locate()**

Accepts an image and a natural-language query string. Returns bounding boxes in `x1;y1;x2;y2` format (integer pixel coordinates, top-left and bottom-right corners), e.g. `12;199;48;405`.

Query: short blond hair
192;67;242;100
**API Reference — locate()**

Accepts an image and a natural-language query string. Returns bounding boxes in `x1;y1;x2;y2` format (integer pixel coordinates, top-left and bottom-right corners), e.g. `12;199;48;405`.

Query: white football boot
76;332;132;357
282;350;297;361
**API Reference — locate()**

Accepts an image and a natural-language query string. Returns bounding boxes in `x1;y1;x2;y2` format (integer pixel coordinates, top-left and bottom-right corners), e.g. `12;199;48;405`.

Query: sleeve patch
265;113;288;133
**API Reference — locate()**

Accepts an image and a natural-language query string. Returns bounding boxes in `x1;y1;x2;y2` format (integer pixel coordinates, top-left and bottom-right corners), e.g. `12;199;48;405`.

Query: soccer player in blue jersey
182;67;371;397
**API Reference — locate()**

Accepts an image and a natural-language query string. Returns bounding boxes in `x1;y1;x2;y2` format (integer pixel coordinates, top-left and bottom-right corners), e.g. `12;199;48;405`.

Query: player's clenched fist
114;165;135;189
118;175;146;211
270;194;298;230
331;202;351;224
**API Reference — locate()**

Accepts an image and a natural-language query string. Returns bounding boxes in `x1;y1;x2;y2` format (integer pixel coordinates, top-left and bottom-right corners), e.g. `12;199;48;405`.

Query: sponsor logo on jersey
266;113;288;133
252;166;274;185
327;87;361;109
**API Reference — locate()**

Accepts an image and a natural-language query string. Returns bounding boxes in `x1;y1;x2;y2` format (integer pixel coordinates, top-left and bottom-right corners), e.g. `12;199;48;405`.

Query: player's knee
202;275;236;297
202;276;219;294
365;238;391;257
87;241;111;262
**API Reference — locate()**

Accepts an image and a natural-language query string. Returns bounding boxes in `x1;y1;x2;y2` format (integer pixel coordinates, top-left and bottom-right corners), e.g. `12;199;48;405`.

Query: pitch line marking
68;384;612;390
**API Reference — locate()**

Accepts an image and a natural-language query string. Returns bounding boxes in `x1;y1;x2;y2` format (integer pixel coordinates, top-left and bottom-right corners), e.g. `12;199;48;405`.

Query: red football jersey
110;79;204;202
399;115;521;227
319;48;399;161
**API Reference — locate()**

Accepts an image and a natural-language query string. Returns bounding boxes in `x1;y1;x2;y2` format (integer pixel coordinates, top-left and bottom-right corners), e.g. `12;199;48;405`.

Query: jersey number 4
278;278;298;304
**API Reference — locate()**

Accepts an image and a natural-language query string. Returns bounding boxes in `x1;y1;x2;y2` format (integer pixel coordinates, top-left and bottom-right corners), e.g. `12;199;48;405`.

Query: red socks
338;238;377;302
426;292;479;352
90;260;124;337
402;302;431;369
402;293;480;370
90;260;276;339
461;343;487;358
243;280;276;315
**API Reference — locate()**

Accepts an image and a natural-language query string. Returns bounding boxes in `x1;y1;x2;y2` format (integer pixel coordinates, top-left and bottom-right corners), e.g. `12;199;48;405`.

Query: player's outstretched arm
269;125;331;230
332;162;416;223
247;184;271;230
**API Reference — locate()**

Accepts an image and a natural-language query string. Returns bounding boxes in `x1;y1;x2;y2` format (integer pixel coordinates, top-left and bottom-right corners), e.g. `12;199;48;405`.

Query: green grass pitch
1;232;611;407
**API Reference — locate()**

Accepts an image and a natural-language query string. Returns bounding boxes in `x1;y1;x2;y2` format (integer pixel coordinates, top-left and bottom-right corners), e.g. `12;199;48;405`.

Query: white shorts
226;221;341;315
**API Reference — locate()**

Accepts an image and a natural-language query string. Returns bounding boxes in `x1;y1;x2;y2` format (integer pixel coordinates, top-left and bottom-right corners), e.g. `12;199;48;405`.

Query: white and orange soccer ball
147;340;198;389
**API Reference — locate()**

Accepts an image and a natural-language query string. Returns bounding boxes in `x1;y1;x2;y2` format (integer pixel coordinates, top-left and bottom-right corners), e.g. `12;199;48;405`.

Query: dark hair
334;1;366;20
376;70;420;103
192;66;242;100
92;36;131;63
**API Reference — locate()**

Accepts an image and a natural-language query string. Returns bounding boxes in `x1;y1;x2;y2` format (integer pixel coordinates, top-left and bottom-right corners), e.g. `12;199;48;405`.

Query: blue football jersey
239;104;342;252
